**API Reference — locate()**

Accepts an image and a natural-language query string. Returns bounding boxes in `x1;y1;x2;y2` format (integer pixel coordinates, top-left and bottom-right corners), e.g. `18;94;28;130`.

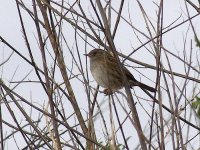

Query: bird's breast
90;60;123;89
90;61;108;88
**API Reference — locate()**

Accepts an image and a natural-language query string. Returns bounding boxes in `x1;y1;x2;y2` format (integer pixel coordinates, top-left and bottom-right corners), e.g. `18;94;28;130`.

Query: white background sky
1;0;200;149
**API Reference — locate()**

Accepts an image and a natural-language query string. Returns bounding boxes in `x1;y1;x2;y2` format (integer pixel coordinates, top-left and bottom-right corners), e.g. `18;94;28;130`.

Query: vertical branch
155;0;165;149
0;86;4;150
32;0;62;149
36;0;88;136
95;1;147;149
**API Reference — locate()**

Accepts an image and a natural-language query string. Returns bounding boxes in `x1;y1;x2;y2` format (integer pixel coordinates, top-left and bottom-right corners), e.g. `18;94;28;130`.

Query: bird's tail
137;82;156;92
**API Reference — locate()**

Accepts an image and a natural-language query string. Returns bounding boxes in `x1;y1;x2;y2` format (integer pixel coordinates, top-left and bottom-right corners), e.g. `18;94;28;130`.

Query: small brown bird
85;49;156;94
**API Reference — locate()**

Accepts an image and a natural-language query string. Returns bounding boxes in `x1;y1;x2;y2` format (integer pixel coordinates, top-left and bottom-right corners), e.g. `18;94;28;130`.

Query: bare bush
0;0;200;149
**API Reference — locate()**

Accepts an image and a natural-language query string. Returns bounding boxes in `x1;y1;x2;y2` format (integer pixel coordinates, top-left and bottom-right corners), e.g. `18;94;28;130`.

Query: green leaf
191;101;199;109
195;36;200;48
196;96;200;101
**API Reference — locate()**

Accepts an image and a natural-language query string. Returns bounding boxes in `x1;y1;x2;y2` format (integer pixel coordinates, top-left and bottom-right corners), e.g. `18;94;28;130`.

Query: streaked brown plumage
85;49;156;93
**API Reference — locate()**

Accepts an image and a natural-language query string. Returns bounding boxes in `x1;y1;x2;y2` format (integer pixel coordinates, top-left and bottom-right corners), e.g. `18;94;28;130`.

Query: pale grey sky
1;0;200;149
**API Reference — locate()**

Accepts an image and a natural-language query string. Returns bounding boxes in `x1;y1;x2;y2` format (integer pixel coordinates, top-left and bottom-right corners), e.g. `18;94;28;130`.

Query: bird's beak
84;53;89;57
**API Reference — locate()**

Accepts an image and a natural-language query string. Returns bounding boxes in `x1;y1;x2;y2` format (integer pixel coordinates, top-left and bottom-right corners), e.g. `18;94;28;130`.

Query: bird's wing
123;65;138;82
102;54;138;82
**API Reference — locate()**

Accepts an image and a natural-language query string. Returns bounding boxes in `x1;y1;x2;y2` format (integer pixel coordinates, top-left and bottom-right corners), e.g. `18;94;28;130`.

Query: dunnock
85;49;156;94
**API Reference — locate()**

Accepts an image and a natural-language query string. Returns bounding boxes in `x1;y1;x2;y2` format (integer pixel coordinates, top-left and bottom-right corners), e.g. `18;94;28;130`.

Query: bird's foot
103;89;113;95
